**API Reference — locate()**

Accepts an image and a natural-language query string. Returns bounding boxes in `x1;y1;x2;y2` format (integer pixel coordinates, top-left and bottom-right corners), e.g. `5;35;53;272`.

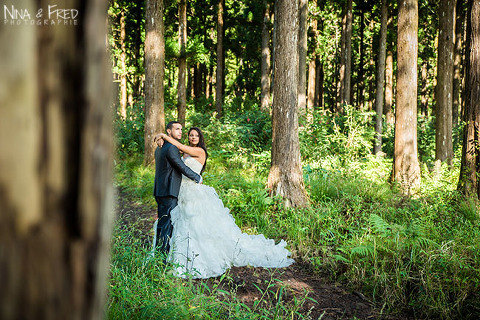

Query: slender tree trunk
435;0;456;165
268;0;309;208
298;0;308;122
344;0;353;106
119;9;127;119
315;60;324;111
215;0;225;118
453;0;465;129
144;0;165;165
207;62;213;99
458;0;480;199
316;0;326;112
177;0;187;126
358;9;365;110
394;0;421;194
367;18;377;111
307;0;318;122
338;0;352;111
338;5;346;111
374;0;388;154
271;1;277;96
420;62;429;117
0;0;113;319
194;62;203;102
261;0;272;112
384;49;394;128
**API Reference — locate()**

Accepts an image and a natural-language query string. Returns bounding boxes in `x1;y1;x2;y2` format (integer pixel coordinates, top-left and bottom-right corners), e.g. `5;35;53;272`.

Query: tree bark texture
453;0;465;128
420;62;429;117
0;0;113;319
268;0;308;208
394;0;421;194
215;0;225;118
338;0;352;111
384;49;394;127
344;0;353;107
298;0;308;121
374;0;388;154
144;0;165;165
358;9;365;110
458;0;480;198
177;0;187;126
435;0;456;165
261;0;272;112
120;9;127;119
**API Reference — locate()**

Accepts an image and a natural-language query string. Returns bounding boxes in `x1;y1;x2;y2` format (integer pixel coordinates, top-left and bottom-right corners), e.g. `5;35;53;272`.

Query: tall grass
108;220;316;319
112;107;480;319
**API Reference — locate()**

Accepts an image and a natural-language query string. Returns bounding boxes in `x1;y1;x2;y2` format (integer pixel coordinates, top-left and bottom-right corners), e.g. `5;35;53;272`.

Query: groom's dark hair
166;121;181;131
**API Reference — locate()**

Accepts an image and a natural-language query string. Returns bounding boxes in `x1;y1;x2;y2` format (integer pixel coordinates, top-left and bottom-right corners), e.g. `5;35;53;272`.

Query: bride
154;127;294;279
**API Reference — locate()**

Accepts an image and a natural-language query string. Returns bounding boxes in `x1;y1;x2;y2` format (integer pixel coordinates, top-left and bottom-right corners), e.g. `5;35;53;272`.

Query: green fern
369;214;391;236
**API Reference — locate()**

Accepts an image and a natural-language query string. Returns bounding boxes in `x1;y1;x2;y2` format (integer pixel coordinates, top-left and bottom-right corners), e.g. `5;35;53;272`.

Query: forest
0;0;479;319
107;0;480;318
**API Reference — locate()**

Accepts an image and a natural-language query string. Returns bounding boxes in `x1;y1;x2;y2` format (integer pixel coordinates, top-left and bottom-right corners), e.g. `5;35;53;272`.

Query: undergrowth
112;106;480;319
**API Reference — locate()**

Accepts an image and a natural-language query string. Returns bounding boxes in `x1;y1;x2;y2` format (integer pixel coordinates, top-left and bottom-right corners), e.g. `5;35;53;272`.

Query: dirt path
115;188;410;319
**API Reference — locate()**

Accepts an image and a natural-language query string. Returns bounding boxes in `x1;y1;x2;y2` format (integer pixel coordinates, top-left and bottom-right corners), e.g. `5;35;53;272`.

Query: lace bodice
183;156;203;175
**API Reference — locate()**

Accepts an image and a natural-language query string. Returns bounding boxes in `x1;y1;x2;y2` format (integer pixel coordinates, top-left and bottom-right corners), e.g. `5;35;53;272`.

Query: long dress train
157;156;294;279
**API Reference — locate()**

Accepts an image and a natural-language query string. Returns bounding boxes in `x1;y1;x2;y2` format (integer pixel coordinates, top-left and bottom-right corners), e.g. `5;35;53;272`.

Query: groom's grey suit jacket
154;142;201;198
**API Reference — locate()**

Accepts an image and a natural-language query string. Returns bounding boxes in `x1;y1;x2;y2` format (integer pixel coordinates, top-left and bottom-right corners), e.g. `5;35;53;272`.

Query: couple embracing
152;121;293;279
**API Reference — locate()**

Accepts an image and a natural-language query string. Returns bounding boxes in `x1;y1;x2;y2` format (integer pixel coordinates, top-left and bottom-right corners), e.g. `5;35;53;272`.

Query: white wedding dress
165;156;294;279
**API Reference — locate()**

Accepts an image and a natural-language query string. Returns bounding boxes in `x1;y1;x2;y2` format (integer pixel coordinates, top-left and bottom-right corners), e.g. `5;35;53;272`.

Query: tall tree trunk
337;4;346;111
298;0;308;122
384;49;394;128
268;0;309;208
458;0;480;198
344;0;353;106
358;8;365;110
215;0;225;118
394;0;421;194
435;0;456;165
420;62;429;117
315;60;324;111
260;0;272;112
144;0;165;165
0;0;113;319
120;9;127;119
374;0;388;154
307;0;318;122
338;0;353;111
194;62;203;101
177;0;187;126
207;62;213;99
271;1;277;95
453;0;465;129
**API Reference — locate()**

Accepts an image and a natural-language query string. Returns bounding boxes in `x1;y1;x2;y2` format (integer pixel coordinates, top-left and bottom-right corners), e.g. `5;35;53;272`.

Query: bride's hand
154;133;164;147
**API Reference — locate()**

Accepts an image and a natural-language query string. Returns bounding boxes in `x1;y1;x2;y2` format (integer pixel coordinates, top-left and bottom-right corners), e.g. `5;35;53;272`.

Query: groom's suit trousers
155;196;178;254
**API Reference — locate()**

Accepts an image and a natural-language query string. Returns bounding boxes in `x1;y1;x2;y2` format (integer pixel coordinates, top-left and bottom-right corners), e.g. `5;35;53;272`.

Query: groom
153;121;202;255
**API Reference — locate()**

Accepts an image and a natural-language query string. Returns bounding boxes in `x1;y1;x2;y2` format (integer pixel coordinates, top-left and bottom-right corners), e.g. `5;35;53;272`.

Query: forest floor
116;188;412;320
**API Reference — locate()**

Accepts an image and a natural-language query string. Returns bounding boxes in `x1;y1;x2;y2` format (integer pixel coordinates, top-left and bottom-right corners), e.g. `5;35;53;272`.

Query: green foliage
188;107;272;165
300;105;376;162
115;101;145;158
304;159;480;319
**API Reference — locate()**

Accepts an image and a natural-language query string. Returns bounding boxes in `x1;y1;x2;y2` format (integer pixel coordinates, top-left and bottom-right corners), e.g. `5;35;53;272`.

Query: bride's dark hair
188;127;208;174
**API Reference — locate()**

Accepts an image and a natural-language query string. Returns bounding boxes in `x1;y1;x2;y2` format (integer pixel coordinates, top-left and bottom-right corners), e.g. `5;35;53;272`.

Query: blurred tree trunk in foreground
0;0;114;319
